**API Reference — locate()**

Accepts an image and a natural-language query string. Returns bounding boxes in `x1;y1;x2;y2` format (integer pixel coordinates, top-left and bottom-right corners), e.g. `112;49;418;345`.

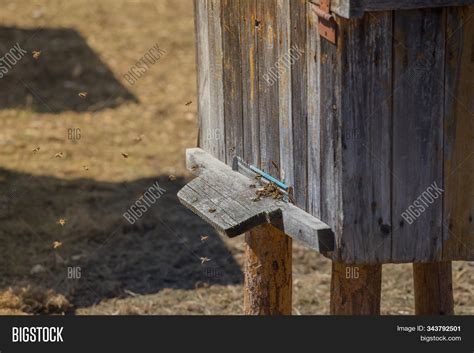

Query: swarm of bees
252;182;284;202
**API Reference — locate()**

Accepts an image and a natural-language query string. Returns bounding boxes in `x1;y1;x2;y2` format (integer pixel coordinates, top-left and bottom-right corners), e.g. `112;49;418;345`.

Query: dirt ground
0;0;472;315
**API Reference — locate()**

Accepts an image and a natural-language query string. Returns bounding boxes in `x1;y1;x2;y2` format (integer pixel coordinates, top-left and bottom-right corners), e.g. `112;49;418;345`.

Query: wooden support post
413;262;454;315
330;262;382;315
243;224;292;315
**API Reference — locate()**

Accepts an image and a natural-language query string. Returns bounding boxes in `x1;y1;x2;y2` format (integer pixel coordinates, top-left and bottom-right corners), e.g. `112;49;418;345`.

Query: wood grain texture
330;262;382;315
413;262;454;315
206;0;226;160
307;2;322;220
392;8;445;262
194;0;212;154
240;0;260;166
222;0;244;165
244;223;292;315
443;5;474;261
319;15;344;260
257;0;280;176
277;0;294;190
336;13;393;263
290;0;308;210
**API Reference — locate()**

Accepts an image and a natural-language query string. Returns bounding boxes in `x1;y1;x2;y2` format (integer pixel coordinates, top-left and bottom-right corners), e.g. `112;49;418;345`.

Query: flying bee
200;257;211;264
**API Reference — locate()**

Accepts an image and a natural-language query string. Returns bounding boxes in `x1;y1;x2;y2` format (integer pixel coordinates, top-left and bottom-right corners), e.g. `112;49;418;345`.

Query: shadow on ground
0;168;242;313
0;27;138;113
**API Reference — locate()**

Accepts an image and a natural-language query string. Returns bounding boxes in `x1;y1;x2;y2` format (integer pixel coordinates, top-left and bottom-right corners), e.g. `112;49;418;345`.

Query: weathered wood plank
222;0;244;165
240;0;260;166
337;12;393;263
257;0;280;176
178;148;335;251
277;0;294;191
206;0;226;160
307;2;322;220
290;0;308;210
392;8;445;262
319;18;343;259
443;5;474;261
194;0;212;153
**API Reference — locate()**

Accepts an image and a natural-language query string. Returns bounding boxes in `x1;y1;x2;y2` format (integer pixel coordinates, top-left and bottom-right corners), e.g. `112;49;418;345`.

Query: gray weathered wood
392;8;445;262
222;0;244;165
257;0;281;176
338;13;393;263
277;0;294;191
241;0;260;166
197;0;225;160
443;6;474;261
307;1;321;220
194;0;212;153
178;148;335;251
319;14;343;258
291;0;308;210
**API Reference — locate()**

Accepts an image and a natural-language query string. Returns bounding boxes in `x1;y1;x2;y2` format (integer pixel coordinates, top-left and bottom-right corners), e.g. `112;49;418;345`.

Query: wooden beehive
192;0;473;264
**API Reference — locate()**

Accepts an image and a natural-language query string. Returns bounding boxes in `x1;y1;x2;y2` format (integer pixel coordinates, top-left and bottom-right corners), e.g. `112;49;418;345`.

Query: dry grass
0;0;472;316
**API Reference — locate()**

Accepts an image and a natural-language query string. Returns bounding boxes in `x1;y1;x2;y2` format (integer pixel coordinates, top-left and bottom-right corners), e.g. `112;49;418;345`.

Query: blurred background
0;0;472;315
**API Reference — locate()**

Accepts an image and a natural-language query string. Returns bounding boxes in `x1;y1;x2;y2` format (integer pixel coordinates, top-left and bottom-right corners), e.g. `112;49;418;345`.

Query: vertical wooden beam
257;0;280;176
194;0;211;151
307;2;322;220
290;0;308;209
222;0;244;165
413;262;454;315
199;0;226;160
241;0;260;166
244;224;292;315
330;262;382;315
277;0;294;190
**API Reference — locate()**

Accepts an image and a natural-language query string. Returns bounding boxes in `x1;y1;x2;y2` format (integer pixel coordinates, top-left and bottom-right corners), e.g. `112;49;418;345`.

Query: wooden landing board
178;148;335;252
